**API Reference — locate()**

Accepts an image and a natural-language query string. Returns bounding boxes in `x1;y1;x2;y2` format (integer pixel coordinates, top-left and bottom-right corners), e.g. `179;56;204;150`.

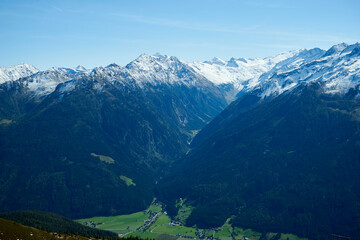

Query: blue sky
1;0;359;70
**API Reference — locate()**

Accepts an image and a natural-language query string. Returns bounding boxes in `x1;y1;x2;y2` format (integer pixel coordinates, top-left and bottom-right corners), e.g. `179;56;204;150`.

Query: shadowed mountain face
0;68;227;218
159;44;360;239
159;83;360;239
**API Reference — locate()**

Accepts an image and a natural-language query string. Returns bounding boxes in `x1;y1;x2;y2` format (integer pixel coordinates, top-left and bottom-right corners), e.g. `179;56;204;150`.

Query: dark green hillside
145;83;227;135
159;83;360;240
0;79;184;218
0;210;117;237
0;74;227;219
0;81;38;120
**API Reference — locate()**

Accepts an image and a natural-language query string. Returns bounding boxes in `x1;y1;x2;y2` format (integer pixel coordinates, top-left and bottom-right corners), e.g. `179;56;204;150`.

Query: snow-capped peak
110;53;209;87
49;66;89;74
256;43;360;98
2;43;359;102
204;57;226;66
340;43;360;56
15;65;90;97
323;42;349;57
76;65;87;71
0;63;39;83
106;63;120;68
188;50;303;89
126;53;183;72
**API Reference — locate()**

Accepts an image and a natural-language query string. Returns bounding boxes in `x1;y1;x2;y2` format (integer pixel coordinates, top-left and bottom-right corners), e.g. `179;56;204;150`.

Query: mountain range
159;43;360;240
0;43;359;240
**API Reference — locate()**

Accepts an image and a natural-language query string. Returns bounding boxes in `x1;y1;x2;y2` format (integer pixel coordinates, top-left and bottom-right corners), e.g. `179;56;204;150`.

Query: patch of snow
20;67;89;97
2;43;358;102
93;53;211;88
0;64;39;83
58;80;76;93
255;43;360;98
188;48;326;98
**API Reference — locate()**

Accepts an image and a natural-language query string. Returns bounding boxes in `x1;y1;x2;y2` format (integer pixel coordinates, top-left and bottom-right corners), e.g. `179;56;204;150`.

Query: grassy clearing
90;153;115;164
233;227;262;240
76;211;148;234
151;225;197;237
279;233;308;240
154;214;171;225
148;203;162;212
156;234;178;240
0;119;12;125
120;175;136;186
214;221;232;238
136;231;161;239
174;199;193;224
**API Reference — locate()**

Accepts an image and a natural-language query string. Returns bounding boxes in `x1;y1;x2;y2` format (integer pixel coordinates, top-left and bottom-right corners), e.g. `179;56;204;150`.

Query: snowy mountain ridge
20;67;89;96
257;43;360;98
1;43;359;99
189;50;301;89
0;64;39;84
87;54;214;91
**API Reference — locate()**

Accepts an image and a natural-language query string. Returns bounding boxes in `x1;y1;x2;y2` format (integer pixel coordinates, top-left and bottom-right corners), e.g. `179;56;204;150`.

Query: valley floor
76;199;307;240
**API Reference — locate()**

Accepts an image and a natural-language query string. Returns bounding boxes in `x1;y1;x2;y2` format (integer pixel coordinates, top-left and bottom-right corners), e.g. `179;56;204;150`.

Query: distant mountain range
0;43;359;240
0;46;331;99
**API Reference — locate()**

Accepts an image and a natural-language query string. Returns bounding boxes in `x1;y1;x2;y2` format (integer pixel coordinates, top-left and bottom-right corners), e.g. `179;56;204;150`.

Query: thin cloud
251;43;303;50
112;13;357;44
49;4;63;12
241;0;298;9
262;30;359;44
112;13;244;33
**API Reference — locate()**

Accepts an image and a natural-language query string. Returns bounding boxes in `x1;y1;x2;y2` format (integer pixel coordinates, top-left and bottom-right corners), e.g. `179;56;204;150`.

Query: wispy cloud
46;4;84;14
48;4;63;12
262;30;359;44
241;0;298;9
1;2;84;15
112;13;358;44
112;13;249;33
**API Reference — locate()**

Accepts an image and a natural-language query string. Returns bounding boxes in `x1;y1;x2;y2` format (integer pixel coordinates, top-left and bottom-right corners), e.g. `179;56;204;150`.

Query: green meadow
76;200;307;240
77;211;148;234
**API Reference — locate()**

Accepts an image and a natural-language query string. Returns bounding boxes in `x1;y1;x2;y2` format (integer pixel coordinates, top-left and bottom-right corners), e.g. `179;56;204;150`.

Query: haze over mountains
0;43;359;240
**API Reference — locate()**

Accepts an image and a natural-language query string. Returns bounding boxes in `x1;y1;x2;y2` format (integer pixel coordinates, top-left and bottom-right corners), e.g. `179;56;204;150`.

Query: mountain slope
257;43;360;98
0;210;117;237
161;83;360;239
159;43;360;240
0;55;227;218
192;43;360;148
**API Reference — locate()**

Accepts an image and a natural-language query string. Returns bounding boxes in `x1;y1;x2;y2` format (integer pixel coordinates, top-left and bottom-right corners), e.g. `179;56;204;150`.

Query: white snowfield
0;64;39;84
0;43;359;99
257;43;360;98
189;51;300;89
21;66;89;96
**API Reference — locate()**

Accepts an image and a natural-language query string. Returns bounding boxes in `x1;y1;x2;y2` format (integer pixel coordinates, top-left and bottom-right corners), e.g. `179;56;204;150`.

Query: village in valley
78;199;306;240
